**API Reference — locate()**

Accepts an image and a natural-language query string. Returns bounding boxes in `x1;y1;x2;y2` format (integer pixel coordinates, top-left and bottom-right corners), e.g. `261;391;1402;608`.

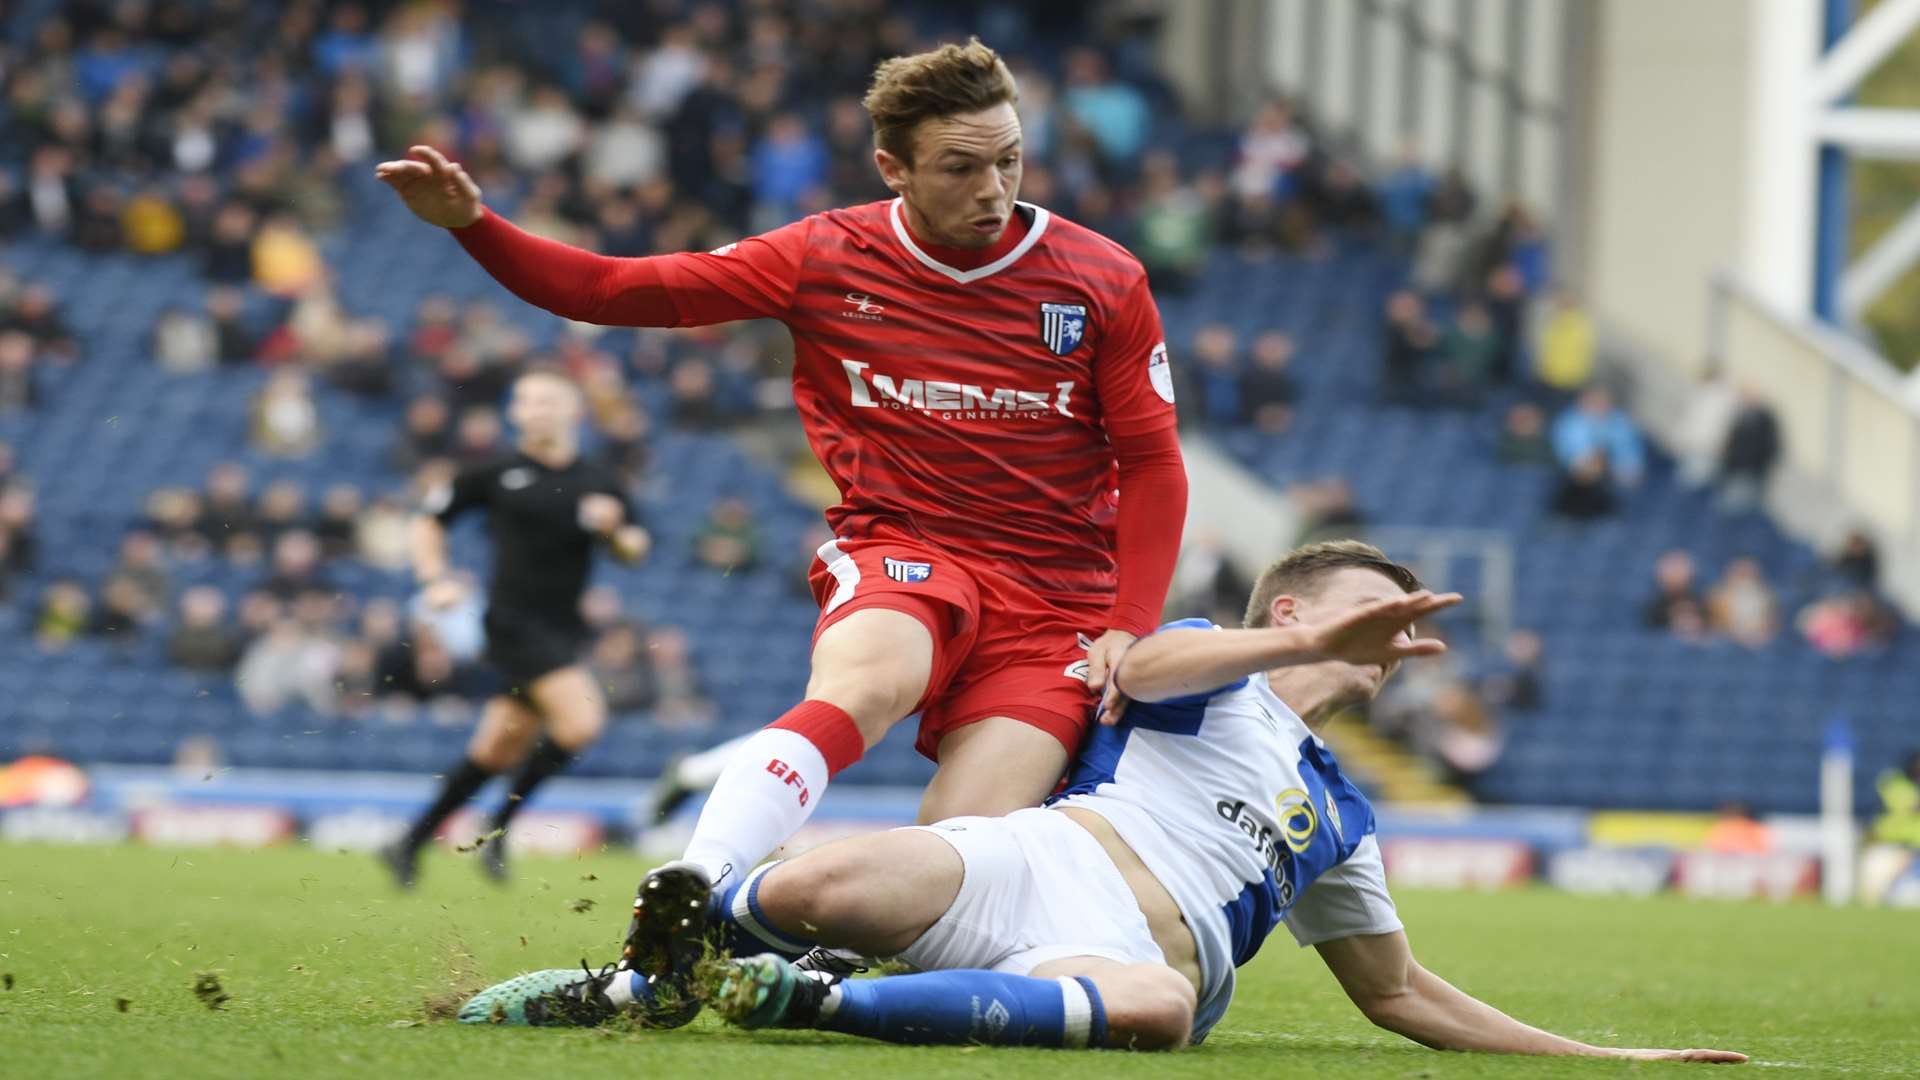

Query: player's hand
374;145;482;229
1304;590;1462;667
612;524;652;563
1607;1048;1749;1064
1096;679;1130;728
578;493;626;536
1085;629;1136;717
420;576;468;611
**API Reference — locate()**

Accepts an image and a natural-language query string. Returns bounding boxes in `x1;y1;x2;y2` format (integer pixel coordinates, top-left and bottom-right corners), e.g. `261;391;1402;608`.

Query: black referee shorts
483;608;589;696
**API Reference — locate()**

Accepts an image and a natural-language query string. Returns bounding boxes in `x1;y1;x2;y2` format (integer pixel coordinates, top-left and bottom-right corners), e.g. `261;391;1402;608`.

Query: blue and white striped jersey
1049;619;1402;1041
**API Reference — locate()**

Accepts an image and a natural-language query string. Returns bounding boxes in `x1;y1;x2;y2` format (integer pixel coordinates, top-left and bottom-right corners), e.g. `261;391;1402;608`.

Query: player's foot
378;840;419;890
706;954;830;1030
479;833;508;884
620;859;712;975
646;755;697;825
456;963;621;1027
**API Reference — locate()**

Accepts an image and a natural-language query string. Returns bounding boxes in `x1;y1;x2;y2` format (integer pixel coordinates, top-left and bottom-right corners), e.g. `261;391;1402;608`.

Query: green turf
1;842;1913;1079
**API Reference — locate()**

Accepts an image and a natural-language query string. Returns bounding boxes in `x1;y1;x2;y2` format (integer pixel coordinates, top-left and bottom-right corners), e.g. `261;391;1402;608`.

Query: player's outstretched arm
1106;592;1460;718
1314;930;1747;1063
374;146;791;329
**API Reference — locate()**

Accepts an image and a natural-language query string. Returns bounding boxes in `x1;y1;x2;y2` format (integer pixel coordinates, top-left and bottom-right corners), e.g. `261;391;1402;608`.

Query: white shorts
897;807;1166;976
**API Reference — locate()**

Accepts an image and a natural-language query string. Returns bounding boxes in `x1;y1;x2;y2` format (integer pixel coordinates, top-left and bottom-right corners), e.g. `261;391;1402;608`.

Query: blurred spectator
204;203;258;284
589;622;659;713
4;284;79;361
1238;331;1298;434
588;104;667;190
261;530;329;601
169;587;243;672
1062;48;1149;165
1303;160;1378;233
251;370;323;456
200;463;257;551
315;485;363;559
114;530;172;606
325;317;397;397
438;344;516;413
1552;387;1644;488
1496;403;1555;466
751;112;828;220
1180;324;1241;429
410;296;460;362
1231;99;1309;200
236;616;340;716
1169;532;1251;627
0;485;39;575
1480;629;1545;712
1378;142;1433;247
122;186;186;255
1293;479;1368;545
0;331;40;410
1643;550;1703;631
694;498;762;573
257;480;310;545
94;575;160;638
1381;290;1436;402
1134;151;1213;292
1675;371;1737;488
1438;303;1498;405
1536;288;1595;393
207;287;257;366
1707;557;1779;649
392;394;454;471
1704;802;1774;854
1798;591;1895;660
1834;529;1879;591
598;404;653;486
668;359;726;429
74;185;127;253
355;494;413;571
154;305;218;373
1716;387;1782;511
646;625;715;731
580;585;627;635
144;487;209;559
1483;265;1528;384
1549;454;1617;521
1425;682;1503;789
453;406;504;463
506;85;588;173
35;580;93;650
1871;752;1920;848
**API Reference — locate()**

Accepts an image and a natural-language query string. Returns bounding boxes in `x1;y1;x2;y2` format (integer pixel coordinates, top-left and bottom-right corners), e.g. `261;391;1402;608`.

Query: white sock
681;727;831;887
675;732;757;789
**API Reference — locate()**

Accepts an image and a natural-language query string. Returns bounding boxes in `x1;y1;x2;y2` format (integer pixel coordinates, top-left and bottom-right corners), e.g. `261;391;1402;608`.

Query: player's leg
645;731;755;825
918;716;1072;822
707;825;965;961
380;694;540;887
674;604;941;886
710;955;1194;1050
482;666;604;839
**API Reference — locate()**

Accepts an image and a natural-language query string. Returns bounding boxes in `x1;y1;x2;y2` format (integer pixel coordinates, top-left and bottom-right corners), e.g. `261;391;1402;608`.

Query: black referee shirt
425;451;639;625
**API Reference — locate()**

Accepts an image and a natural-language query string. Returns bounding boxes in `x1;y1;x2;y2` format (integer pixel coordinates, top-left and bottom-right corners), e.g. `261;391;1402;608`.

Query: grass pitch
1;842;1913;1079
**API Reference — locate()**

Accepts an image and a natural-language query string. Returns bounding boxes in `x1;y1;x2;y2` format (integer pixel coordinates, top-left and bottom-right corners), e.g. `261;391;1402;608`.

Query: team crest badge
884;557;932;583
1039;302;1089;356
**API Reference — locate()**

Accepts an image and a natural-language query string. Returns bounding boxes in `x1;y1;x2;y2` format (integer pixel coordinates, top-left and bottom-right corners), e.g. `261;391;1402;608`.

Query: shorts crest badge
884;557;933;583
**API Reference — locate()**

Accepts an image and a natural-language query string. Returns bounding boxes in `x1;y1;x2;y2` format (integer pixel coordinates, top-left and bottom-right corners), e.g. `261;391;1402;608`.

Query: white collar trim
888;197;1049;284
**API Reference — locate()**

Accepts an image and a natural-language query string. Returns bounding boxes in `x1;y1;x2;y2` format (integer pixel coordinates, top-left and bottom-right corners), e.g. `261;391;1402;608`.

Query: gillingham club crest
1039;302;1089;356
883;557;933;583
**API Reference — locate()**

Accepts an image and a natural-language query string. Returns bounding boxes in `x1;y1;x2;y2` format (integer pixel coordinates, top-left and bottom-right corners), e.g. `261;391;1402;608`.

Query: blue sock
820;971;1107;1048
707;862;814;961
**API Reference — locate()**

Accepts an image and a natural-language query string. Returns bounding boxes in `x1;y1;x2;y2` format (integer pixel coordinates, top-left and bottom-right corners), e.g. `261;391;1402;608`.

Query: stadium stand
0;0;1908;814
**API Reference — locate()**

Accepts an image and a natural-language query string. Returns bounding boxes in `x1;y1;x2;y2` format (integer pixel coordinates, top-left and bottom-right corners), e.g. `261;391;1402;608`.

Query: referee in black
381;368;650;886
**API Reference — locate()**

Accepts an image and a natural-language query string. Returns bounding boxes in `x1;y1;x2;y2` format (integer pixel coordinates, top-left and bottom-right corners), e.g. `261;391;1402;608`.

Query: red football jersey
650;199;1177;609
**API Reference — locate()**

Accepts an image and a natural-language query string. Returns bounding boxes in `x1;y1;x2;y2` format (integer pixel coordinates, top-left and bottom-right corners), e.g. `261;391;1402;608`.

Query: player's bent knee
1101;966;1197;1051
757;849;874;933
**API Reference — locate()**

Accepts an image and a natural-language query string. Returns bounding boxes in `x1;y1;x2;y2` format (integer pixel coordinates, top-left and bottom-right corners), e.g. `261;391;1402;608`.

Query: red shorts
806;535;1106;761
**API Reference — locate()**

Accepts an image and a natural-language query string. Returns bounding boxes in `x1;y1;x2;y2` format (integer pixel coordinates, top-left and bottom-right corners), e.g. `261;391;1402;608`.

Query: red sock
769;700;865;776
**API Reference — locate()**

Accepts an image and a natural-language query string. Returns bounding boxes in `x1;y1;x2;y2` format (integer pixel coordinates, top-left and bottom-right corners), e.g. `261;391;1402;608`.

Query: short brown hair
1243;540;1422;629
863;37;1019;166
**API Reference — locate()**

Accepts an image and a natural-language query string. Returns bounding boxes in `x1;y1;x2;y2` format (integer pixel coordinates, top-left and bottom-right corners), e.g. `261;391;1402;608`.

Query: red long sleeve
451;207;805;328
1107;424;1188;636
